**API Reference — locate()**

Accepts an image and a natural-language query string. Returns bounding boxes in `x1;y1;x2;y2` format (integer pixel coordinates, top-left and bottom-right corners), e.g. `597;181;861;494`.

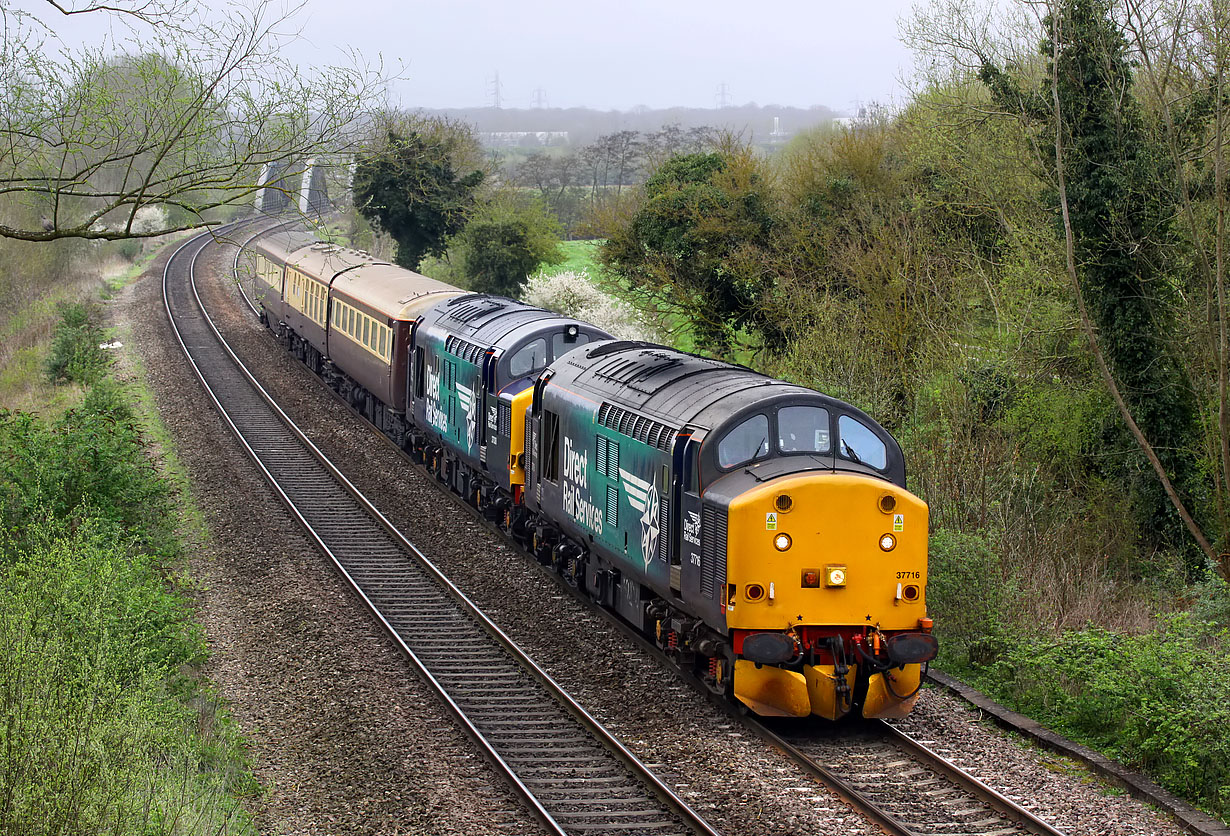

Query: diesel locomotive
246;228;938;720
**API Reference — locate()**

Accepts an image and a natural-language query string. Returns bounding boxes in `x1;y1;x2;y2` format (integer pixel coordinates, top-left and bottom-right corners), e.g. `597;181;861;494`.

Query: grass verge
0;300;258;835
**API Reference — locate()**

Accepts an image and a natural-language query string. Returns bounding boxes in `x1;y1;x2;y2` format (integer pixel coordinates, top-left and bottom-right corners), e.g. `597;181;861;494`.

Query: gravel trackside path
113;236;541;836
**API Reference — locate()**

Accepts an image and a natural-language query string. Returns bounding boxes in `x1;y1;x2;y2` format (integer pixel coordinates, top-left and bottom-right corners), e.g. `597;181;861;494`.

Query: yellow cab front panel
722;471;931;719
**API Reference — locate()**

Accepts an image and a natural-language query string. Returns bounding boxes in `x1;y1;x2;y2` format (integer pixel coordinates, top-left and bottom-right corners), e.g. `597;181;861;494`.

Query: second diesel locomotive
246;228;938;720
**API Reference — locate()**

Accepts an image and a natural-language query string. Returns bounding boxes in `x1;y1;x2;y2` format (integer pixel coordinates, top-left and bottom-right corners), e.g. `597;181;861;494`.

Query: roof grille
597;402;676;452
445;335;486;364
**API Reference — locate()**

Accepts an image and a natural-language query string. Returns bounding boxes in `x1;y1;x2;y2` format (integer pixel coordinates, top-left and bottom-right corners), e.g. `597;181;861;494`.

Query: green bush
0;379;175;555
0;378;257;834
972;616;1230;819
927;529;1012;667
45;302;109;385
456;194;563;297
0;518;257;835
118;239;142;261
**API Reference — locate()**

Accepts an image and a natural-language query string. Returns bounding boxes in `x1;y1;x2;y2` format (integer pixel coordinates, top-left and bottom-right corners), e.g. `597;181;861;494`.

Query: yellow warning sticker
893;513;904;532
766;512;778;531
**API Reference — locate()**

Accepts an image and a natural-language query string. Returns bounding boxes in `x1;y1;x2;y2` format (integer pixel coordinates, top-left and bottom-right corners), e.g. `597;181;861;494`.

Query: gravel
108;228;1194;836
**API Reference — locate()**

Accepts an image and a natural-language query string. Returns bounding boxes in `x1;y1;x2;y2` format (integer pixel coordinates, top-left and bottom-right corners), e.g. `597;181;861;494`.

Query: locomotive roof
553;340;823;431
423;293;606;346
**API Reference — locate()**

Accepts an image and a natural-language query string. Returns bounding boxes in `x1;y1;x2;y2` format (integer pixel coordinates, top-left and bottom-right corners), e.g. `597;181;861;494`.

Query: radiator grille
658;494;670;564
701;504;728;599
524;414;534;485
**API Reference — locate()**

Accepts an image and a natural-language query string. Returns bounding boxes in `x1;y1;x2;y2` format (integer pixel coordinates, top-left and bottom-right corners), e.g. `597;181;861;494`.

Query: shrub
521;270;661;341
973;616;1230;819
0;379;175;556
44;302;109;385
0;518;256;836
927;529;1012;667
456;196;563;297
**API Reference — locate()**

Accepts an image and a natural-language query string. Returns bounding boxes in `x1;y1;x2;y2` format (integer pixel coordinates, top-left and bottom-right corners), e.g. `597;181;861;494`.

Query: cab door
675;430;702;601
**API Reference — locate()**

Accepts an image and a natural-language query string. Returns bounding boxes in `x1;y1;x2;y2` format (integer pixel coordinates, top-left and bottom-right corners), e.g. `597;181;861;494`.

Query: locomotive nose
719;471;933;720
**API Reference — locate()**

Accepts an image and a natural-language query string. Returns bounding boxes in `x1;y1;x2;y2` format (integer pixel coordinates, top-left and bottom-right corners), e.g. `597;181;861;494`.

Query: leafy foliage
1045;0;1198;559
0;378;256;834
44;302;109;385
0;380;174;553
353;128;485;270
600;144;779;355
456;196;563;297
968;616;1230;819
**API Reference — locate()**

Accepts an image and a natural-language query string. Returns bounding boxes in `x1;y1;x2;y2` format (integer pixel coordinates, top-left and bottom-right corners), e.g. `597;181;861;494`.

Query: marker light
774;533;792;551
825;565;847;587
879;533;896;551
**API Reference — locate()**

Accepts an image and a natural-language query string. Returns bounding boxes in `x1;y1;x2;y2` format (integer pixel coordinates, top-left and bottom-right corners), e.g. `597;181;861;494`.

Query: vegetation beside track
0;303;258;835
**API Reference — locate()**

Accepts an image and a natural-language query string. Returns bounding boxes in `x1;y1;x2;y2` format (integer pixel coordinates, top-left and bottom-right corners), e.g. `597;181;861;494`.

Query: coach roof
332;263;463;320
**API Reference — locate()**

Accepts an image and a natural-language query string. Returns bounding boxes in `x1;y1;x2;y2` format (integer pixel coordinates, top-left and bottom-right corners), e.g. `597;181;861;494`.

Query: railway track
164;225;722;836
759;719;1067;836
223;220;1075;836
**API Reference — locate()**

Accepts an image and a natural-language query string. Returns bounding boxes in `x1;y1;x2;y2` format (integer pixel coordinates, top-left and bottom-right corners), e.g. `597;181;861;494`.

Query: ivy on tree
600;147;779;355
457;197;563;298
353;130;485;270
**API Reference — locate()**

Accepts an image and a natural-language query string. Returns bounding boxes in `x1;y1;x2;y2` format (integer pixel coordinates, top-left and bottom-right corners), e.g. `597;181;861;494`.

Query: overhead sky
27;0;921;113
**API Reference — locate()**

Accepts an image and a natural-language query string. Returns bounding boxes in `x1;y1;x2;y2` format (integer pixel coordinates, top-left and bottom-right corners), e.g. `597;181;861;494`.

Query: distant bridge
252;158;346;218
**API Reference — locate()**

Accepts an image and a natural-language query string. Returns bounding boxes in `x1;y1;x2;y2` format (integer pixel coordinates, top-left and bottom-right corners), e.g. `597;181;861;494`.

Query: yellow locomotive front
711;471;936;720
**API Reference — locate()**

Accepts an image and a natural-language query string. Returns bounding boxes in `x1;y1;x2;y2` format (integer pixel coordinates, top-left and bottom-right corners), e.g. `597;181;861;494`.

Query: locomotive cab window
551;331;589;359
717;413;770;469
838;415;887;470
778;406;831;454
509;338;548;378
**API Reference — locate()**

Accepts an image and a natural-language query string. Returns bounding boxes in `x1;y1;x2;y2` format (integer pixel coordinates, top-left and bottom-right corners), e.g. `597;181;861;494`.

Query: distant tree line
417;104;837;148
505;125;719;235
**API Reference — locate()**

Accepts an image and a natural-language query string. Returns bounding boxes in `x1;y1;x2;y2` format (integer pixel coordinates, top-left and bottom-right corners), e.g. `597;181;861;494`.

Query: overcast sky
31;0;920;113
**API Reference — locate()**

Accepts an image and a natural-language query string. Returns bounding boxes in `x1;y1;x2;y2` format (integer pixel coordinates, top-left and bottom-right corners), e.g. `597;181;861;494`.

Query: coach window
509;338;547;378
717;413;769;469
838;415;887;470
778;406;831;454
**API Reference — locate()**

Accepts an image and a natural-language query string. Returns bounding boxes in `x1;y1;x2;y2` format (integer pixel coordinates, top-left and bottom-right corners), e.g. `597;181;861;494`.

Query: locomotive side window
717;414;769;469
510;338;548;378
542;410;560;482
778;406;831;454
838;415;887;470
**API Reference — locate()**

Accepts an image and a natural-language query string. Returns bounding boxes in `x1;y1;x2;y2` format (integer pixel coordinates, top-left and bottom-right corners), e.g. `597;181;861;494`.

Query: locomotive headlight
825;565;847;587
879;533;897;551
773;533;792;551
